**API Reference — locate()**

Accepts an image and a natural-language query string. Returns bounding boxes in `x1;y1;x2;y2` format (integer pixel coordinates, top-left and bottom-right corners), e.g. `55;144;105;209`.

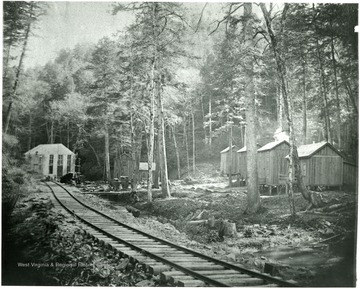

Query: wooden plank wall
258;142;290;185
343;162;358;187
238;152;247;179
300;147;343;186
220;153;226;174
220;151;238;175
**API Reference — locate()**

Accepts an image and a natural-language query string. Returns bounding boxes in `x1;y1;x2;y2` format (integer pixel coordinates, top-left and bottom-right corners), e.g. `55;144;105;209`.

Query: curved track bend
45;181;297;287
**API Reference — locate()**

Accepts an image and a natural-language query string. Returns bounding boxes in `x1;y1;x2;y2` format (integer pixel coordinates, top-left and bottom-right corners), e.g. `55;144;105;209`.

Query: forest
3;2;358;204
2;2;358;287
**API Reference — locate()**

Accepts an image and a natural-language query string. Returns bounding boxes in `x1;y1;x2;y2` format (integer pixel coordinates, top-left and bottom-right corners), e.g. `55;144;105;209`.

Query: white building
24;144;75;178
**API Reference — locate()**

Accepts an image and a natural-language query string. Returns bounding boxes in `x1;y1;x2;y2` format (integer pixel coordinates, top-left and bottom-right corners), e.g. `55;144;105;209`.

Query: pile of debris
79;181;107;192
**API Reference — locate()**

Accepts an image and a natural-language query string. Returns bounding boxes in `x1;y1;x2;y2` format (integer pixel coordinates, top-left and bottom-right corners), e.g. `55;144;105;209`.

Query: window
67;155;71;173
57;155;64;176
38;156;43;172
49;155;54;174
58;155;63;166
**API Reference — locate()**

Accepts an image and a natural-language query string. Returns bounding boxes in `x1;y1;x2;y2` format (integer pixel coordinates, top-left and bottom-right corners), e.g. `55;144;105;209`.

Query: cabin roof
297;141;342;158
237;146;247;153
258;140;289;152
24;143;75;156
220;145;239;153
237;144;262;153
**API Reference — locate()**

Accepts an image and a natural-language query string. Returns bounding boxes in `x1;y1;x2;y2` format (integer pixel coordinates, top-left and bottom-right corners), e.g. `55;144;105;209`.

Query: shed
139;162;156;182
24;143;75;178
296;141;343;186
236;144;262;180
257;140;290;185
237;146;247;179
220;145;239;175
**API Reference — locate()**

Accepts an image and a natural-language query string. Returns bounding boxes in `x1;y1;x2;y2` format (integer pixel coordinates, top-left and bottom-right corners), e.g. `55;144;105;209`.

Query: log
126;206;140;217
322;203;347;212
194;209;205;220
188;220;207;225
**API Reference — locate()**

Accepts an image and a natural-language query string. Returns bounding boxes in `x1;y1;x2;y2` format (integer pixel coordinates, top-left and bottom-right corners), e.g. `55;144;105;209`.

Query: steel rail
46;181;229;287
48;181;297;287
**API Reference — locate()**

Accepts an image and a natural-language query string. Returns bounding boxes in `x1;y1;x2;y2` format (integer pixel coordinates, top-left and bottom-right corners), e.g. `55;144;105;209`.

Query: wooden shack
220;145;239;175
296;141;343;187
236;144;262;180
237;146;247;180
257;140;290;186
24;143;75;178
343;161;357;188
139;162;156;182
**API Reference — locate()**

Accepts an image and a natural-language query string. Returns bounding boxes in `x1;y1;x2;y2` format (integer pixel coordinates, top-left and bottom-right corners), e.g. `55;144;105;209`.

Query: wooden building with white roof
296;141;343;187
220;145;239;175
257;140;290;186
24;143;75;178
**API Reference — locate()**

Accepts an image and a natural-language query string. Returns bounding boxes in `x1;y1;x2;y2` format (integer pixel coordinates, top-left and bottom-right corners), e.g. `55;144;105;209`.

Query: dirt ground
65;166;357;287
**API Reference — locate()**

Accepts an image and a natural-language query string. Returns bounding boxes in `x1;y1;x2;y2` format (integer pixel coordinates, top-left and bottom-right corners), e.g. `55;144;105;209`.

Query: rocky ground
5;159;355;287
69;164;357;287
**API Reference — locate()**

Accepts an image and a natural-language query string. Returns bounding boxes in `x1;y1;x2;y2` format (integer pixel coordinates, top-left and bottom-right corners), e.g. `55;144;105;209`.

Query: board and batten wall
27;153;74;177
257;142;290;185
238;152;247;179
299;145;343;186
220;150;238;175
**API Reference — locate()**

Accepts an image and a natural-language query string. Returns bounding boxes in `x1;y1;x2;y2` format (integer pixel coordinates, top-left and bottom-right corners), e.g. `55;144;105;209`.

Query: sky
21;1;295;69
24;2;134;68
23;2;225;69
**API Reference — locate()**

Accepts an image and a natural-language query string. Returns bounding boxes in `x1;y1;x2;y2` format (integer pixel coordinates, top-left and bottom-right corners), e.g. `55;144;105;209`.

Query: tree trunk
192;111;196;174
277;83;284;130
172;126;181;180
132;129;142;190
104;121;111;184
244;3;260;214
154;133;160;188
183;118;190;176
341;74;358;114
87;141;101;168
261;3;323;212
130;113;138;190
157;85;171;198
59;123;63;144
330;33;342;149
228;121;233;187
28;113;32;151
146;2;159;202
4;42;12;77
261;3;297;215
219;220;237;237
67;119;70;148
50;120;54;144
200;95;207;144
4;4;34;134
312;5;331;143
209;95;212;147
302;56;307;145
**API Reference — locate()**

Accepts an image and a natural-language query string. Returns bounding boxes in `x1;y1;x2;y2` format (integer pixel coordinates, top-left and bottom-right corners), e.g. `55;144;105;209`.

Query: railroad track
44;181;297;287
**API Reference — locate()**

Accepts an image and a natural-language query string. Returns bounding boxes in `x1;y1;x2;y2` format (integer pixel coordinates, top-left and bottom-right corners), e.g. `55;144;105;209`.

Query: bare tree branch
209;3;244;36
195;3;208;33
